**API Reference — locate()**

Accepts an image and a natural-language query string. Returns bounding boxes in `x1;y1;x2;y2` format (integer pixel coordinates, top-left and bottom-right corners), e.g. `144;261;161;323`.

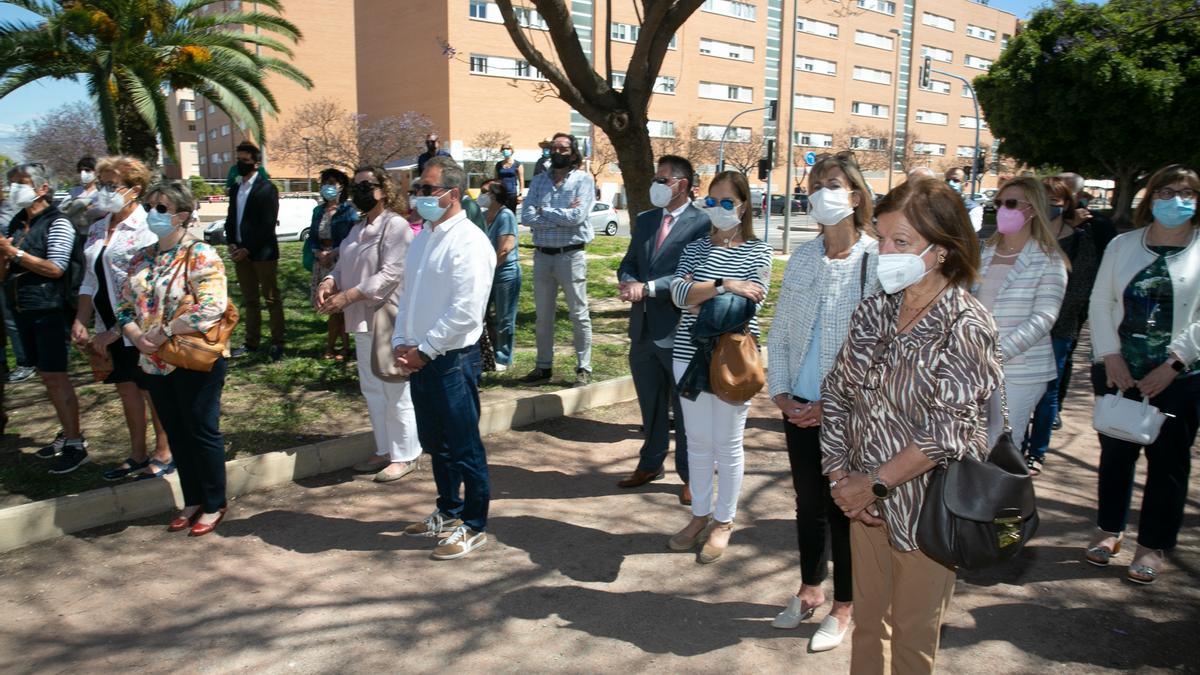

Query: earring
937;252;947;265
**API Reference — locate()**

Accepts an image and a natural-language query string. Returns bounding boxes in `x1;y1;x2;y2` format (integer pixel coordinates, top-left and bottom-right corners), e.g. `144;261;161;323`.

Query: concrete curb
0;376;638;554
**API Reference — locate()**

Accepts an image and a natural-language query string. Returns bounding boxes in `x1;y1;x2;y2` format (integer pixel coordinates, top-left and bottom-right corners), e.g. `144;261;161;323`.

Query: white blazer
1089;228;1200;366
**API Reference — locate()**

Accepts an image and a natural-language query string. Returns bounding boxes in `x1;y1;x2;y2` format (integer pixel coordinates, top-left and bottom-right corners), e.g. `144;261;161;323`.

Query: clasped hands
313;280;351;315
618;281;647;303
70;319;121;357
773;394;822;428
1103;353;1175;399
829;470;885;527
391;345;426;374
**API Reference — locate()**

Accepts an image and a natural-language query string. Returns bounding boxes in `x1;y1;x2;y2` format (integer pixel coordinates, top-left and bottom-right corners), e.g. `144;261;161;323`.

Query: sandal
1127;548;1164;585
102;457;151;482
1085;528;1123;567
135;458;177;481
1025;456;1043;476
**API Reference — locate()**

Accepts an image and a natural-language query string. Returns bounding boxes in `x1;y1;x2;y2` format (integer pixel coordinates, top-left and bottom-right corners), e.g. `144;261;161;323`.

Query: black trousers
783;411;852;602
630;336;688;481
1092;365;1199;551
144;359;228;514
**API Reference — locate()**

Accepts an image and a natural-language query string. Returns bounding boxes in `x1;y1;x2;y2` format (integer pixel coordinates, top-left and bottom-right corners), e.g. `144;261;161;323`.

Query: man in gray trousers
615;155;711;505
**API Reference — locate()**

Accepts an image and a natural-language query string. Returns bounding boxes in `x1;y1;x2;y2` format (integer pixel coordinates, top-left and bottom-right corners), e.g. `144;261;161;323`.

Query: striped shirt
520;168;595;247
7;211;74;270
670;237;774;363
822;287;1002;551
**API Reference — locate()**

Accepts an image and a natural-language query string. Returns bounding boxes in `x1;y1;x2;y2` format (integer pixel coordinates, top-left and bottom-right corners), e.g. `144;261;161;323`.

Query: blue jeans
490;264;521;366
1026;337;1075;461
409;345;490;532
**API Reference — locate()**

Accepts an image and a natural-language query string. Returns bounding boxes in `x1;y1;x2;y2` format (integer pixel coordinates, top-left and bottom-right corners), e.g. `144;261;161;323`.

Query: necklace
897;282;950;334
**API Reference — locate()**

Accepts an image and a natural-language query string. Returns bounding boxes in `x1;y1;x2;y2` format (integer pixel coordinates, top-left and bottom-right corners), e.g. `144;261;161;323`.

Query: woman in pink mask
972;177;1069;450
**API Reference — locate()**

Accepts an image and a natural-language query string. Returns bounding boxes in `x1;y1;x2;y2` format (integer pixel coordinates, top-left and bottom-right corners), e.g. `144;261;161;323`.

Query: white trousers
674;361;749;523
987;379;1048;450
354;332;422;462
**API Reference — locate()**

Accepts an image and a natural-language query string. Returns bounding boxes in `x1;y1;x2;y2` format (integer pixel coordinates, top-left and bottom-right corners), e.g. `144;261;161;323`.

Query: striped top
670;237;774;363
822;287;1002;551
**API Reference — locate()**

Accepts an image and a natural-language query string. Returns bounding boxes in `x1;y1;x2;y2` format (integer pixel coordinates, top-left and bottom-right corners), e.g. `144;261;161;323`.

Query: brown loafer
618;468;665;488
680;485;692;506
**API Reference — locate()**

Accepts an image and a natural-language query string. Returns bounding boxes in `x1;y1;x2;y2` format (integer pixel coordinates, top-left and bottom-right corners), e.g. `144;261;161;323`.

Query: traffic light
962;164;973;180
974;152;987;175
920;56;931;89
767;99;778;122
758;159;770;181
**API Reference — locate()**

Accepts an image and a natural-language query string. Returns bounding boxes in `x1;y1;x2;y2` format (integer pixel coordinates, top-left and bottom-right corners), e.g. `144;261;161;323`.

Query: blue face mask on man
1152;196;1197;228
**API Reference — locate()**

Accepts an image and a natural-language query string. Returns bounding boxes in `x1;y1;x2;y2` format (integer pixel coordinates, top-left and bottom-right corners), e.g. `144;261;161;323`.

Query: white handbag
1092;392;1169;445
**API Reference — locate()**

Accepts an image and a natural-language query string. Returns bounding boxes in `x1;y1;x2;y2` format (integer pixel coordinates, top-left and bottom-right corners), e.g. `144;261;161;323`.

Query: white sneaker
431;525;487;560
809;614;849;653
403;509;462;537
494;363;508;372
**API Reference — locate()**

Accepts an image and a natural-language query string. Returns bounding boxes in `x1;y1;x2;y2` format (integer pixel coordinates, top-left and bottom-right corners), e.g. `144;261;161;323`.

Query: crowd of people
1;132;1196;672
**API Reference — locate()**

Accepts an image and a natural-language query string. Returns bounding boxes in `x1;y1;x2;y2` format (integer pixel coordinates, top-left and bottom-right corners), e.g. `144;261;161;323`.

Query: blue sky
0;0;1072;158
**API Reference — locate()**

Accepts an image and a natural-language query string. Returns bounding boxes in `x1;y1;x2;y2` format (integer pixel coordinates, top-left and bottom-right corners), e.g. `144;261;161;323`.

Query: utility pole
921;56;983;196
717;100;775;173
887;28;903;193
302;136;311;193
782;0;799;254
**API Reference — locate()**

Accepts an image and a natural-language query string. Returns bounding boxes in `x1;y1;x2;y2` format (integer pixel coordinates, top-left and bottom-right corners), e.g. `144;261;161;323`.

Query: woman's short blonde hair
989;176;1070;271
95;155;151;194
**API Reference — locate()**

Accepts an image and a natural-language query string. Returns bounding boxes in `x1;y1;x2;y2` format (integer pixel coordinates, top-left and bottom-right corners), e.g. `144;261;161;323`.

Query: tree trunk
605;122;655;233
1110;165;1141;226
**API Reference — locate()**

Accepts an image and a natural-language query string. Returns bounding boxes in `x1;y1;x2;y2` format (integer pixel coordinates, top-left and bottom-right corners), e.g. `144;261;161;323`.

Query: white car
589;201;619;236
203;197;319;244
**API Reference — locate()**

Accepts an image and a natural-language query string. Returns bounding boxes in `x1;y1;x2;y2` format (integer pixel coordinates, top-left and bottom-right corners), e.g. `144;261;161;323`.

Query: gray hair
907;166;936;180
1057;172;1085;192
424;155;466;193
10;162;57;193
145;180;196;213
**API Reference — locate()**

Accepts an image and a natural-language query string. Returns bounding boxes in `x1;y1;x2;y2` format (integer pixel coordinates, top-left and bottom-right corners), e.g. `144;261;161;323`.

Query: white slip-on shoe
809;614;849;653
772;596;817;629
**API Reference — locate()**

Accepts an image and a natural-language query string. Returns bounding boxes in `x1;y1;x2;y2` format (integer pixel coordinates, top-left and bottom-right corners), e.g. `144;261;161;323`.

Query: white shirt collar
665;201;690;221
428;209;468;233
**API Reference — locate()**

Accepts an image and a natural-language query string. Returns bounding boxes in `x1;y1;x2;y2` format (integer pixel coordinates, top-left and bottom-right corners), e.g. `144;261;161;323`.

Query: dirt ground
0;359;1197;674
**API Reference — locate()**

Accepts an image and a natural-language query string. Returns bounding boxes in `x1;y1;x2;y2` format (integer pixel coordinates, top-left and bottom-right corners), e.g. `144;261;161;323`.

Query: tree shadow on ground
515;415;642;444
217;509;428;554
498;585;790;656
489;464;682;502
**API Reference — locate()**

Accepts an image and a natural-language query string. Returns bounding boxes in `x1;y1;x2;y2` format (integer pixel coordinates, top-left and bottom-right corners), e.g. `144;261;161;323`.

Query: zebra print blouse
821;285;1003;551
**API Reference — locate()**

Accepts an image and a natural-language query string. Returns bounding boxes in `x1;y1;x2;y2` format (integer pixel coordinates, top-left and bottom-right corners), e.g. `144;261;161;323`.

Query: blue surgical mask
146;210;177;237
502;149;513;159
542;148;551;158
1152;196;1197;229
947;179;962;193
1048;205;1064;221
413;194;449;222
320;184;340;202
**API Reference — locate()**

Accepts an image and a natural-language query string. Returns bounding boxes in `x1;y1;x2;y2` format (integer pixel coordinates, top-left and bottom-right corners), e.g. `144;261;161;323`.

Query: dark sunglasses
703;196;739;211
995;199;1030;210
652;177;680;185
411;183;452;196
353;181;381;192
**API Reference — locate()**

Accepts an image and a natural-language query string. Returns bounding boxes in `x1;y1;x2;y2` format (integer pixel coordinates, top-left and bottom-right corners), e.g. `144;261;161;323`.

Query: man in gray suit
616;155;711;504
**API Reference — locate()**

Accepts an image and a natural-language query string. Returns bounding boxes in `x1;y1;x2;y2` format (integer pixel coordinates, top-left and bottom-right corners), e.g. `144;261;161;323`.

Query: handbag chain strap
995;342;1011;434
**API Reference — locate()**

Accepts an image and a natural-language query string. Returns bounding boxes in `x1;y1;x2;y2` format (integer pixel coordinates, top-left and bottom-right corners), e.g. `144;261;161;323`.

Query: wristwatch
13;250;24;262
1168;355;1186;372
868;470;892;500
714;278;727;295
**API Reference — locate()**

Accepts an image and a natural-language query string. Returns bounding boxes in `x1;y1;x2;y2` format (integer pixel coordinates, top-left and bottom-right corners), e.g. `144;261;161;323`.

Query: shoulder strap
859;249;869;297
162;242;199;326
374;213;391;275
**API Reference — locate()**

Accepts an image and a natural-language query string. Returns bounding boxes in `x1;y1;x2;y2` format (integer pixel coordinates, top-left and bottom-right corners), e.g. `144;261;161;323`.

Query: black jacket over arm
226;176;281;262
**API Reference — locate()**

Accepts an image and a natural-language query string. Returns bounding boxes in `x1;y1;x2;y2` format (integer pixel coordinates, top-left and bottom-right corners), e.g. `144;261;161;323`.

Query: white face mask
808;186;856;226
8;183;38;210
96;187;129;213
876;244;935;294
476;193;493;210
649;180;674;209
79;171;96;185
705;205;742;231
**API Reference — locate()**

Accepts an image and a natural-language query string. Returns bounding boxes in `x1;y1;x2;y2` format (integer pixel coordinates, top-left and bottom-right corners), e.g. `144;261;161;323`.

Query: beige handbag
367;217;407;382
709;324;765;404
157;243;240;373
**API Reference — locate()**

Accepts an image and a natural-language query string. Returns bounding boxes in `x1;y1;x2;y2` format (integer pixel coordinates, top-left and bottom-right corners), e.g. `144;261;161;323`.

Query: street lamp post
716;104;773;173
887;28;903;193
782;0;800;254
302;136;311;193
925;61;983;197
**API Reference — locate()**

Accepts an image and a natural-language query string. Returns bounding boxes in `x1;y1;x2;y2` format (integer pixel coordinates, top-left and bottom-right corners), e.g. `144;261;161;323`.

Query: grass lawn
0;234;784;504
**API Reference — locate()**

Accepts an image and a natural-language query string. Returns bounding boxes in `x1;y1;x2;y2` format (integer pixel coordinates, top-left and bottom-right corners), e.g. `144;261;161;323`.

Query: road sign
804;151;816;166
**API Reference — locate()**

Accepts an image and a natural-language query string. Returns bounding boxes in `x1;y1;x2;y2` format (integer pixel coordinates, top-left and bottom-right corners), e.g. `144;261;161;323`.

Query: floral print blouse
116;237;230;375
79;208;157;335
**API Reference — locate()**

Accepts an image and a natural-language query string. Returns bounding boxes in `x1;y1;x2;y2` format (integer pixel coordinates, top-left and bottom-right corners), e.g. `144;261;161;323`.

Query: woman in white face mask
822;178;1001;673
765;154;880;650
666;171;774;564
61;156;106;234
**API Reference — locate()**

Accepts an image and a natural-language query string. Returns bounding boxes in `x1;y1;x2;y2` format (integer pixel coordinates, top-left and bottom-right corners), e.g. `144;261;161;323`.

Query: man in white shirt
945;167;984;233
392;156;496;560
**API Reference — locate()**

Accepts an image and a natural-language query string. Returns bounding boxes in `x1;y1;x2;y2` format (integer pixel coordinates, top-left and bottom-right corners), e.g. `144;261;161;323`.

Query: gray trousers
630;336;688;481
533;249;591;372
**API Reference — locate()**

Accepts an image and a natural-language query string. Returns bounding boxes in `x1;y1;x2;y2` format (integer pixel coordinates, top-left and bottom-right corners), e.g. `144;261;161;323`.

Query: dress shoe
699;521;732;564
667;517;711;551
772;596;818;629
188;506;228;537
809;614;849;652
618;468;665;488
679;485;692;506
167;510;201;532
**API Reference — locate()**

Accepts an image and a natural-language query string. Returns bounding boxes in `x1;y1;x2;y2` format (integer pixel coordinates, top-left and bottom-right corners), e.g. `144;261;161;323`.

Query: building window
698;124;750;142
921;78;951;94
198;155;206;165
857;0;896;16
702;0;756;21
187;123;196;132
921;12;955;31
220;124;230;136
223;151;231;162
796;55;837;76
795;131;834;148
851;136;888;151
699;37;755;62
913;143;946;156
855;30;894;51
208;104;215;114
921;45;953;63
795;94;836;112
966;24;996;41
964;55;993;71
209;129;217;140
611;22;675;48
960;116;989;129
470;55;488;73
195;108;204;120
514;5;547;29
647;120;676;138
655;76;677;94
915;109;949;125
699;81;753;103
468;1;489;19
957;145;977;158
1001;33;1011;50
851;101;889;118
852;66;892;85
516;60;533;78
797;16;838;38
962;84;975;98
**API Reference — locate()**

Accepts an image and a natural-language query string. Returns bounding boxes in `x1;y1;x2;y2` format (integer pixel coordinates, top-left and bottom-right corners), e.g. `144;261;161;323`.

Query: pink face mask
996;206;1028;235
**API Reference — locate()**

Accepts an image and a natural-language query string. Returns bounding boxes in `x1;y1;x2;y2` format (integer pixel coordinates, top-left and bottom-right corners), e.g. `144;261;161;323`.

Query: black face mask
236;161;256;176
550;153;572;169
351;187;378;212
425;142;437;153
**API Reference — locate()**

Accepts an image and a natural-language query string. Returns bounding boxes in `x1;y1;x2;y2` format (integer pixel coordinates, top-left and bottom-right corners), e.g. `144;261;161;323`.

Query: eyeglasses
411;183;452;196
353;181;381;192
551;145;572;153
995;199;1030;210
703;196;740;211
814;150;859;164
862;339;897;391
652;177;680;185
98;182;125;192
1155;187;1197;200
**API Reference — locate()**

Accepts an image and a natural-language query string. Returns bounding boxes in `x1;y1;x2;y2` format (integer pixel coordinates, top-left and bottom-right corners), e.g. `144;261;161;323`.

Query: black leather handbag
916;346;1040;571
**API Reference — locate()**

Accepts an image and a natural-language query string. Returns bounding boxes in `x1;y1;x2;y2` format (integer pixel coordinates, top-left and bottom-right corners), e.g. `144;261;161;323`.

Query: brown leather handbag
709;324;765;404
156;243;240;373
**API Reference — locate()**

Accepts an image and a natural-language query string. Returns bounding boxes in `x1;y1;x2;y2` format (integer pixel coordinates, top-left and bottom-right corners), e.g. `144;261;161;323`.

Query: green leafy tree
974;0;1200;222
0;0;312;163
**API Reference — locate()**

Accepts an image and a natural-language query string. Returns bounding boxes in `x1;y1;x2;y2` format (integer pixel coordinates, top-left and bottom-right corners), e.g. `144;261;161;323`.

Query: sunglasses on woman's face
354;181;380;193
703;196;740;211
995;198;1030;210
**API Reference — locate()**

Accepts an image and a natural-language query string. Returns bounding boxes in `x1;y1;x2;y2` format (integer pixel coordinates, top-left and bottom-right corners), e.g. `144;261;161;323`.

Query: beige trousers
850;520;957;675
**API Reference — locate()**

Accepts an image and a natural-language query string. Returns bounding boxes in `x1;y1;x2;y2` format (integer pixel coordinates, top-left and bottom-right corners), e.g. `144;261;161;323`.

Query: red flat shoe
188;506;227;537
167;510;201;532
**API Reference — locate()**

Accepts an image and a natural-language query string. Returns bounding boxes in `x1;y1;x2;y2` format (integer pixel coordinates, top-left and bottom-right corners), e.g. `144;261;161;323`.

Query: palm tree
0;0;312;162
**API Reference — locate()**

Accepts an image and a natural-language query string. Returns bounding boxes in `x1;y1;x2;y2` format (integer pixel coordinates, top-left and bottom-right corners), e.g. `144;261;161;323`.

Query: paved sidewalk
0;370;1196;673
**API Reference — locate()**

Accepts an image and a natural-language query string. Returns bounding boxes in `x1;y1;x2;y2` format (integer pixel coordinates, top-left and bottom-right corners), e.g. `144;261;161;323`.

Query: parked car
589;201;619;236
203;197;319;245
750;188;765;217
765;194;807;215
